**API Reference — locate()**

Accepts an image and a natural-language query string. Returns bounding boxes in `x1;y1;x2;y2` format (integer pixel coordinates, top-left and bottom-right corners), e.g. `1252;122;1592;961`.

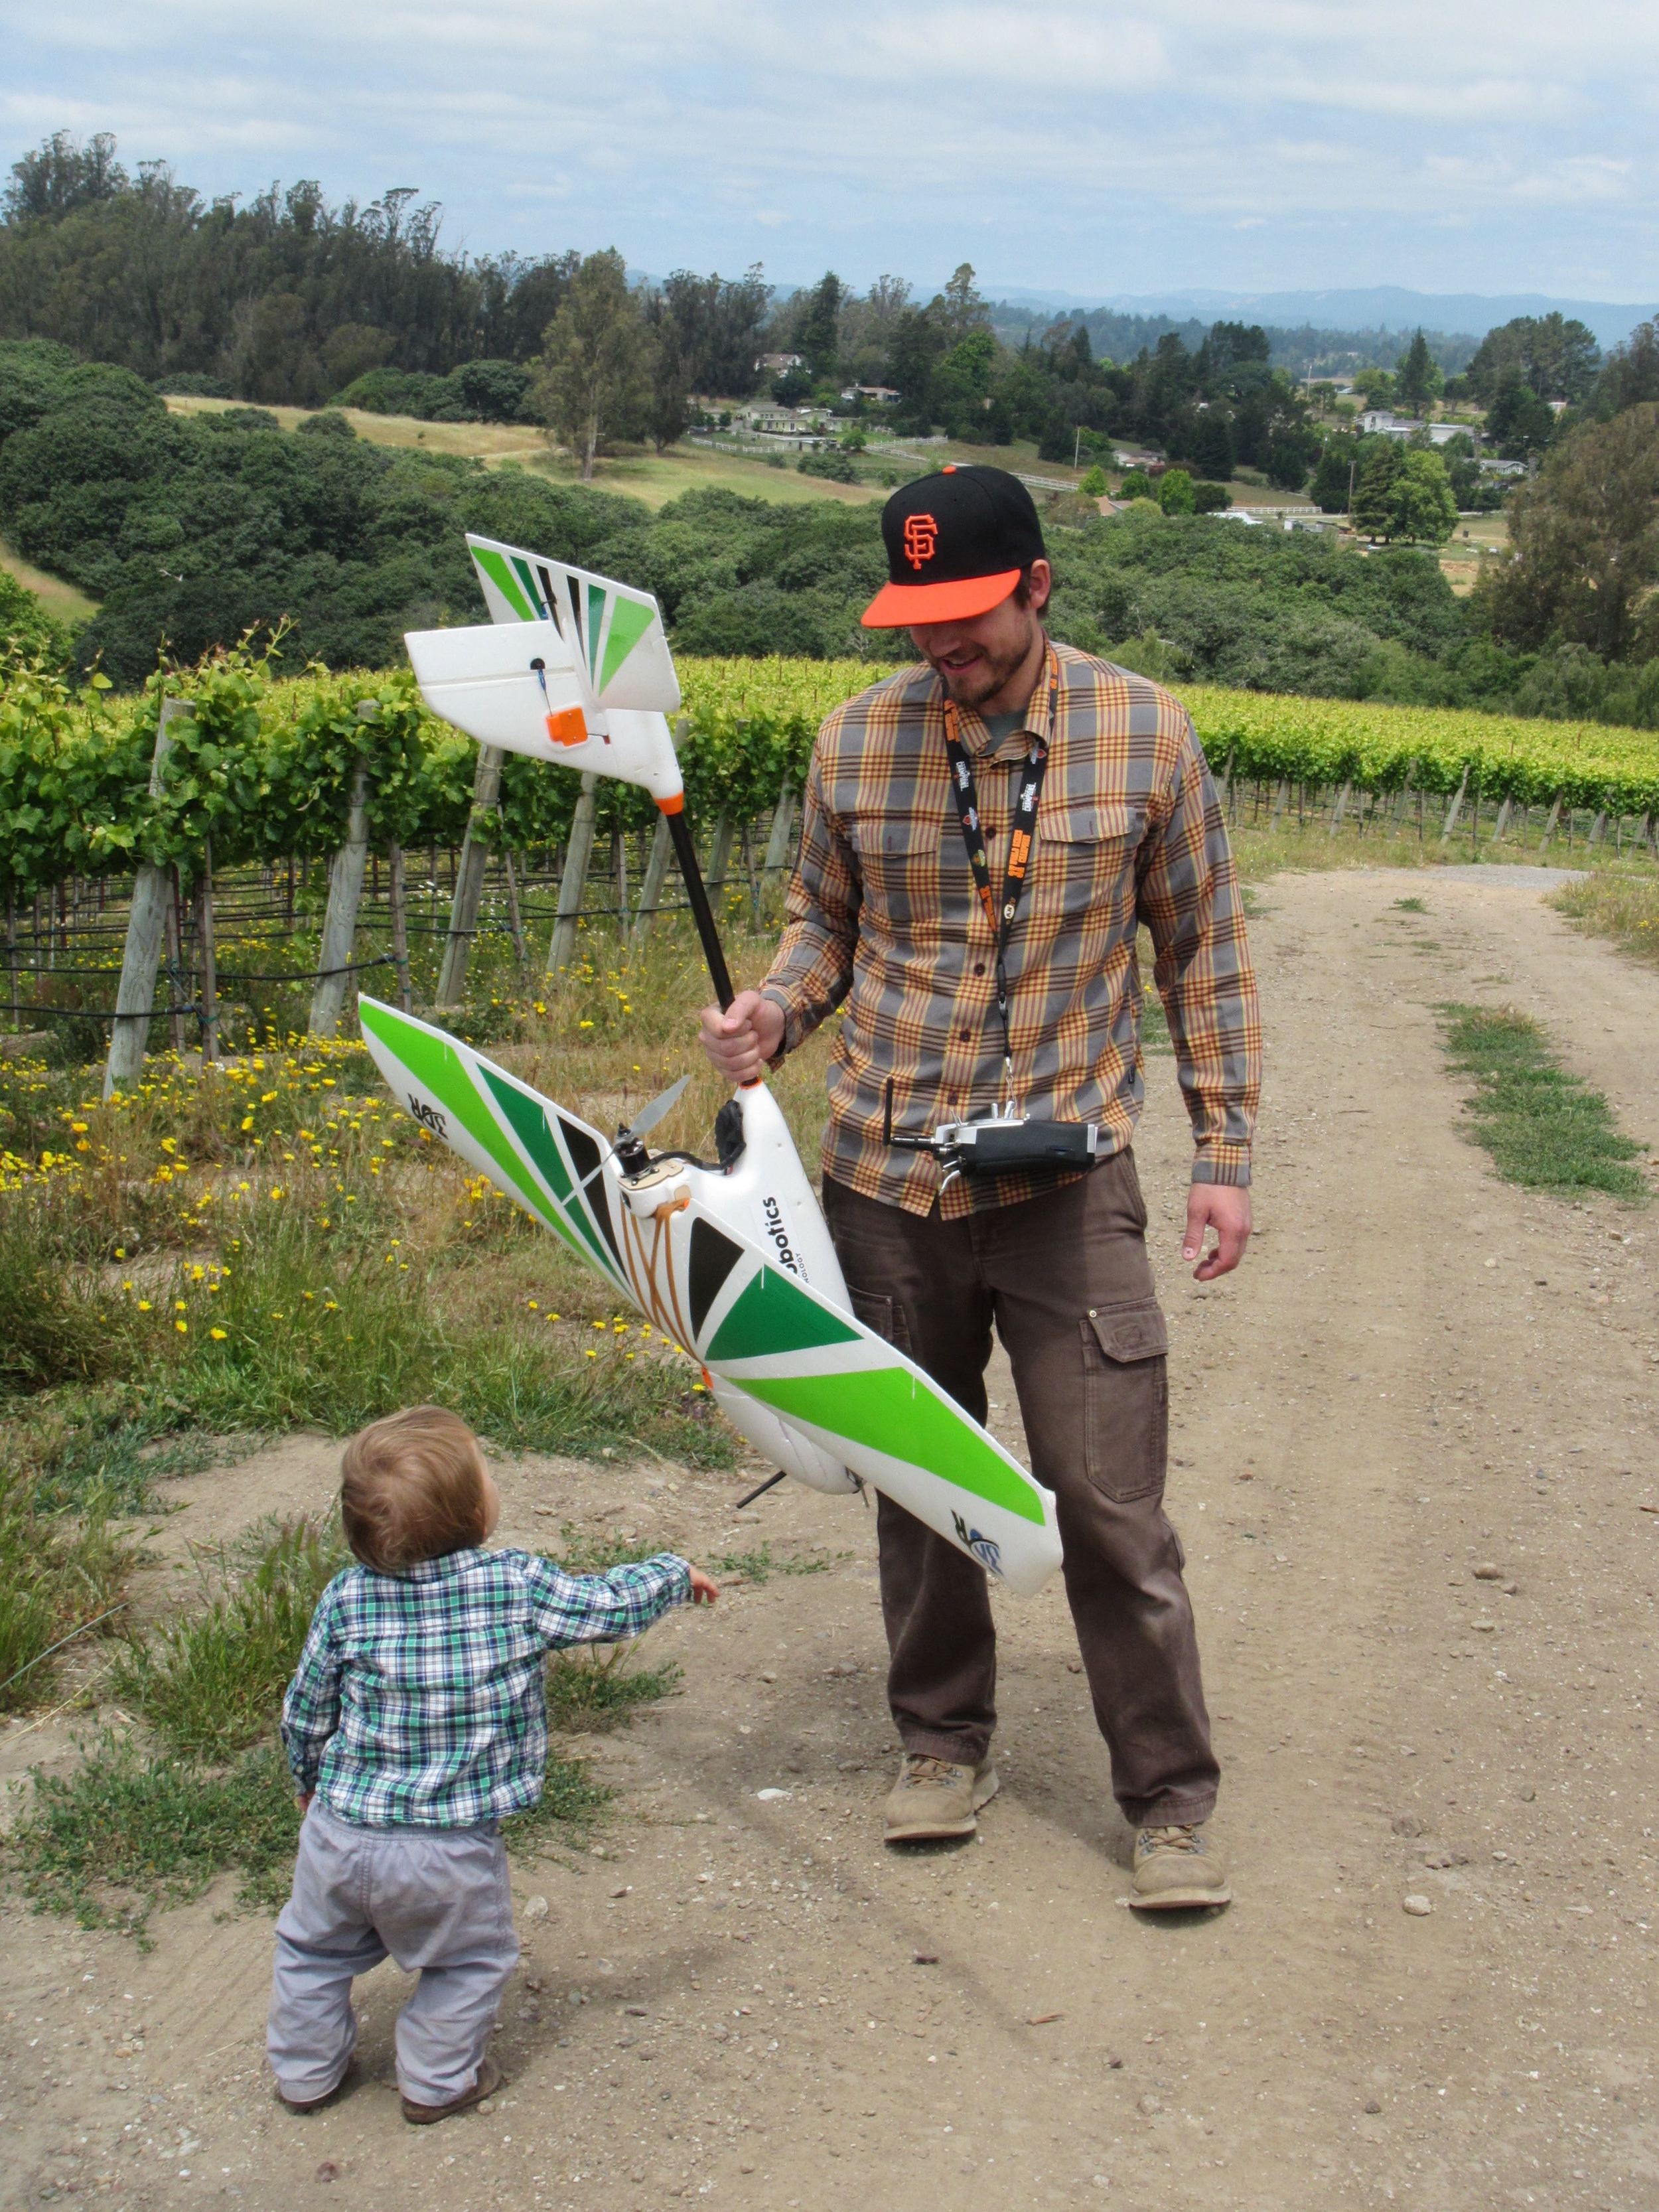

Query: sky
3;0;1656;305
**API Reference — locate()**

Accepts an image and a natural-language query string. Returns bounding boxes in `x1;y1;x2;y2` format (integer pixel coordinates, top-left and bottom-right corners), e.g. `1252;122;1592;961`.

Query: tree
932;263;989;348
1394;329;1443;415
1188;408;1234;480
1388;450;1458;544
3;129;126;222
1157;468;1196;515
1191;480;1232;512
1485;371;1556;459
1468;313;1599;406
887;307;944;420
1476;404;1659;660
1078;463;1108;497
1352;367;1396;407
1117;469;1154;501
533;249;653;480
1592;318;1659;419
791;273;843;378
1350;440;1404;536
1310;434;1362;514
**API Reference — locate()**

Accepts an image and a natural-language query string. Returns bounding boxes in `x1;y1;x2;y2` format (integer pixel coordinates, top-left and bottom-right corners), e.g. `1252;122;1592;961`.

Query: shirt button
958;1027;972;1040
973;963;986;976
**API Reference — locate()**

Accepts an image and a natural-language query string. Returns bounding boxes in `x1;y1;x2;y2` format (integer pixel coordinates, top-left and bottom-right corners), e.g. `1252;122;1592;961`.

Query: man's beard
929;630;1035;708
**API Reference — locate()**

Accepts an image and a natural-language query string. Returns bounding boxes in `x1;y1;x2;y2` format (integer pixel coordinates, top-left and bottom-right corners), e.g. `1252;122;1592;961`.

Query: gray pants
267;1801;519;2107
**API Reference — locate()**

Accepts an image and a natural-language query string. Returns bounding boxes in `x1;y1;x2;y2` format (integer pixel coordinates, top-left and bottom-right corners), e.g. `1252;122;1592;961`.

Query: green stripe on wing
738;1367;1045;1526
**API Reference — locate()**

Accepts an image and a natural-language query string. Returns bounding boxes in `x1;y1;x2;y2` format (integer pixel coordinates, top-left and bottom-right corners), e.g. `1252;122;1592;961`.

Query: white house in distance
839;384;901;406
756;352;807;374
1357;409;1467;447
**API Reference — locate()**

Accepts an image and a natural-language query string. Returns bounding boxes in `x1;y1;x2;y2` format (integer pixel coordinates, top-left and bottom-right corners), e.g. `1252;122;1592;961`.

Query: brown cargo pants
823;1155;1218;1830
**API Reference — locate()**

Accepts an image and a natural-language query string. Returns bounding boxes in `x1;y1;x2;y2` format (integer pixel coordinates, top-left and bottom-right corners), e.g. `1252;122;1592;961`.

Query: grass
543;1645;683;1732
706;1540;835;1585
111;1518;346;1760
1552;870;1659;970
0;536;99;623
0;1461;139;1710
1438;1005;1649;1199
11;1733;301;1941
1394;895;1428;913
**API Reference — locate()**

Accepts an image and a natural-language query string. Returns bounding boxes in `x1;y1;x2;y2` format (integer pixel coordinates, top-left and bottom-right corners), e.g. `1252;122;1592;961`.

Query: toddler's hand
687;1567;719;1606
298;1792;314;1813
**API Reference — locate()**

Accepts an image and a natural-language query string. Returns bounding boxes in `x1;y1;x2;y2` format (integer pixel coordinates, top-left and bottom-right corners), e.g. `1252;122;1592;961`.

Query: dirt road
4;867;1657;2212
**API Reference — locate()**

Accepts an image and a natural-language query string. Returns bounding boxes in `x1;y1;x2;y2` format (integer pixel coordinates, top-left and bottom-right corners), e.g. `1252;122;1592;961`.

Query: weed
543;1644;683;1733
502;1752;613;1856
1439;1005;1648;1199
551;1520;675;1576
10;1733;301;1941
0;1207;135;1394
707;1541;834;1585
0;1466;139;1710
110;1519;345;1760
1394;895;1428;913
3;1384;222;1514
1553;871;1659;970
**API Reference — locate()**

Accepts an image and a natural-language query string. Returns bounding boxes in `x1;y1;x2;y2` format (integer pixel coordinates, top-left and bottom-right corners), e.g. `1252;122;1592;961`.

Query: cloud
1;0;1655;295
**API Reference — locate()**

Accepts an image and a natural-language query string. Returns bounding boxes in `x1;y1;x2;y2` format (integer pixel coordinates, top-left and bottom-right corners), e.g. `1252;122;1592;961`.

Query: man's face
908;560;1051;709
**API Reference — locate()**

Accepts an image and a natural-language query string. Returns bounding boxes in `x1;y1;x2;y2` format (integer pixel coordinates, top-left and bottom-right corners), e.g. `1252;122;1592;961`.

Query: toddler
267;1405;716;2124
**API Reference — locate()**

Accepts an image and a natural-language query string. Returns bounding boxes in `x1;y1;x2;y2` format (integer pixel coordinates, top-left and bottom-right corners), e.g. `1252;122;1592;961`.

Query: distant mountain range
977;285;1655;350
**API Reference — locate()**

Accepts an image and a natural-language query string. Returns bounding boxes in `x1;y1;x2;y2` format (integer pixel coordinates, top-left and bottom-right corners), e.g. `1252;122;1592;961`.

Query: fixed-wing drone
358;536;1062;1596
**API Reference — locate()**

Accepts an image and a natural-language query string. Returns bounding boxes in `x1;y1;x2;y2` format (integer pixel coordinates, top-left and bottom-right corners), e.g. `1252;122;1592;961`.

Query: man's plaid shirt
760;643;1262;1218
281;1547;690;1827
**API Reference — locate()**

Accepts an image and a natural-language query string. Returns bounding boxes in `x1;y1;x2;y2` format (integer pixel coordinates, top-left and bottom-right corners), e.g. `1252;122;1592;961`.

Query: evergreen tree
1394;329;1441;415
533;250;653;480
1351;441;1404;537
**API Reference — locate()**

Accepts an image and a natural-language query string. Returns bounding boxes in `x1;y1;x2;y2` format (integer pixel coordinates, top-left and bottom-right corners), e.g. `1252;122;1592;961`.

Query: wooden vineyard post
1327;782;1351;837
1439;767;1470;846
1269;778;1289;830
104;695;192;1100
165;873;187;1055
632;811;674;945
761;780;798;886
5;889;17;1026
1540;794;1563;853
546;773;598;979
196;837;219;1062
1489;798;1512;847
309;761;371;1036
435;744;506;1007
386;842;413;1011
498;810;529;972
706;812;735;897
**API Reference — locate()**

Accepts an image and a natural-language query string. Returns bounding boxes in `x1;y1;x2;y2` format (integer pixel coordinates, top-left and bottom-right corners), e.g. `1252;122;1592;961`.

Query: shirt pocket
1029;800;1143;931
845;813;950;932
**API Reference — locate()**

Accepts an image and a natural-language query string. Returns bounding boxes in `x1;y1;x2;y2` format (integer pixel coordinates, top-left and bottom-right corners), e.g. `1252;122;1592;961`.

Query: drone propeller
620;1072;691;1145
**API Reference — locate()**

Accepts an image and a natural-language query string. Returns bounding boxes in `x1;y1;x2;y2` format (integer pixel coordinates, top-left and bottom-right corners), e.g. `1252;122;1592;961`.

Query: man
699;466;1259;1910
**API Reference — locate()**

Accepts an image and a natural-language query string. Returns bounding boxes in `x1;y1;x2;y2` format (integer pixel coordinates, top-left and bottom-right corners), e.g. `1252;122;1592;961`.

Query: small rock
1473;1619;1496;1633
523;1895;549;1921
1473;1563;1502;1581
756;1787;792;1802
1402;1895;1433;1917
760;1670;777;1683
1066;1660;1084;1674
1518;1785;1536;1803
1137;2093;1163;2117
912;1951;939;1965
1364;2099;1382;2115
315;2162;342;2182
609;1885;632;1899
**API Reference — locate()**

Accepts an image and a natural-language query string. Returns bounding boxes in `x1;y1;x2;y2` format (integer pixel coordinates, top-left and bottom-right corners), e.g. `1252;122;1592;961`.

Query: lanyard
941;654;1058;1096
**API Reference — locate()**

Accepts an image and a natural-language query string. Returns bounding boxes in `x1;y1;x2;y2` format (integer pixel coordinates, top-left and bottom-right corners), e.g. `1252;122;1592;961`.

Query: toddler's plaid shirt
281;1546;689;1827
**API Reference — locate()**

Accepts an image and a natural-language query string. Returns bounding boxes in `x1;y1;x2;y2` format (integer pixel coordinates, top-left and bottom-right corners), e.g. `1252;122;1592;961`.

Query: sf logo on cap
902;512;939;570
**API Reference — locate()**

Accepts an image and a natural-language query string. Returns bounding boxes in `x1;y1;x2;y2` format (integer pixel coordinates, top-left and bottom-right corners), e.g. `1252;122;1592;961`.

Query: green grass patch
707;1540;835;1585
550;1520;676;1574
1394;895;1428;913
1438;1005;1648;1199
110;1519;345;1761
502;1751;614;1856
543;1644;683;1733
10;1733;301;1942
1553;870;1659;970
0;1464;139;1711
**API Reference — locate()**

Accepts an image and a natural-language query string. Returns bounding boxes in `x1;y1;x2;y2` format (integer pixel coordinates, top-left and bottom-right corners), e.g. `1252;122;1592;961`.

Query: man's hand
698;990;785;1084
1183;1183;1252;1281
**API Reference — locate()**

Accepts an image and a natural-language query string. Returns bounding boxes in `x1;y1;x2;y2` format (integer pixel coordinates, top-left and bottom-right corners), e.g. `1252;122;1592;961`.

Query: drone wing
356;997;1063;1595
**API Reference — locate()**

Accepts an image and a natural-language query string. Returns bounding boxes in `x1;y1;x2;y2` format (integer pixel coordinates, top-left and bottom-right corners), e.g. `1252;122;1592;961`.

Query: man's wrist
1190;1149;1252;1189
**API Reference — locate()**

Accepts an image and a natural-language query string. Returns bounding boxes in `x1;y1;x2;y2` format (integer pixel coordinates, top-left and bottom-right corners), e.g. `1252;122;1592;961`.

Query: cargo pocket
1081;1299;1169;1502
848;1286;912;1357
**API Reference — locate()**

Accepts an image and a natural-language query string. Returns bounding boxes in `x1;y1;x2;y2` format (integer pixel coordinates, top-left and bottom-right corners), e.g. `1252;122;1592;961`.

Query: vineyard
2;650;1658;1072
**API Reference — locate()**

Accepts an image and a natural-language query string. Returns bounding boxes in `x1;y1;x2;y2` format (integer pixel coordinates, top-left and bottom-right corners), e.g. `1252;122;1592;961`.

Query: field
161;398;885;510
1;851;1656;2210
0;537;100;624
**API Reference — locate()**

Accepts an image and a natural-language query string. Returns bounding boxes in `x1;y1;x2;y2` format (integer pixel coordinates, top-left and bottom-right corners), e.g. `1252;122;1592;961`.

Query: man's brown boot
401;2057;504;2126
883;1753;999;1843
1128;1824;1230;1910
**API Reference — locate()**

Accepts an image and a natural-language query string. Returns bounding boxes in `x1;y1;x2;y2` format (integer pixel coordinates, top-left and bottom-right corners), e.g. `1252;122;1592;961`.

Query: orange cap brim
860;568;1021;629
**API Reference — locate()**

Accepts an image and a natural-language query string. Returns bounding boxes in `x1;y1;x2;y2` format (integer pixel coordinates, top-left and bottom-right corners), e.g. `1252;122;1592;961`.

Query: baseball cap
861;465;1047;628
